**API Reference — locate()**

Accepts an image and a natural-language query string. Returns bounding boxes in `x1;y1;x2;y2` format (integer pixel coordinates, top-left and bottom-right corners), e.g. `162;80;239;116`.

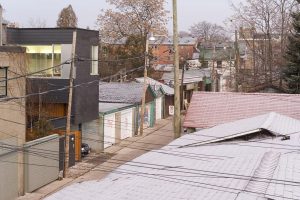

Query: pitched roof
135;77;174;95
150;36;198;46
179;112;300;147
99;102;134;114
99;82;145;104
46;113;300;200
184;92;300;128
162;69;211;84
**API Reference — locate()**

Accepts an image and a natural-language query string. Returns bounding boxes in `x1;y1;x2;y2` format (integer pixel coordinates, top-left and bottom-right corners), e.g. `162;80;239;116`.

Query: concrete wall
0;138;19;200
24;134;59;193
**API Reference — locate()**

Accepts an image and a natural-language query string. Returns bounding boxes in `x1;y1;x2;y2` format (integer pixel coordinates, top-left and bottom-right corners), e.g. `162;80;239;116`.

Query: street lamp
139;33;156;135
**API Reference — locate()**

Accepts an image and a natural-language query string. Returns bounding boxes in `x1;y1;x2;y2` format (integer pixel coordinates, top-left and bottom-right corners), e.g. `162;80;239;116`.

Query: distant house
7;28;100;141
184;92;300;129
150;36;199;71
47;112;300;200
161;69;211;108
199;42;236;92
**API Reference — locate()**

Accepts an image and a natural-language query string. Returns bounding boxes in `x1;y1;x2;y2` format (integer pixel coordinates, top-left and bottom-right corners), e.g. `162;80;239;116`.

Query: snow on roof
162;69;211;84
135;77;174;95
46;113;300;200
174;112;300;148
184;92;300;128
149;36;198;46
99;102;133;114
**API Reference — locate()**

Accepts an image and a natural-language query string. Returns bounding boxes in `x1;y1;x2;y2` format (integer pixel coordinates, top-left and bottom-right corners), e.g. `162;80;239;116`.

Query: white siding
155;97;163;120
120;108;134;139
104;114;116;148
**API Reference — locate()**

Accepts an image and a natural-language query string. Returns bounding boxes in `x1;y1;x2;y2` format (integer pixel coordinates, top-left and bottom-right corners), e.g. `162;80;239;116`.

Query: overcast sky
0;0;244;32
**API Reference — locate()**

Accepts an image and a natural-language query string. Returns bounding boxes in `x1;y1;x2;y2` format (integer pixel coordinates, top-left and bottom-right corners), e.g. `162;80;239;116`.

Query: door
121;108;133;139
104;113;116;148
58;134;75;170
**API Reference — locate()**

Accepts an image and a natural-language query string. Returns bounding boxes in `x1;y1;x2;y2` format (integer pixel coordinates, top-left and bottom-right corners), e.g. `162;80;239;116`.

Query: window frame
91;45;99;75
0;67;8;97
217;61;222;68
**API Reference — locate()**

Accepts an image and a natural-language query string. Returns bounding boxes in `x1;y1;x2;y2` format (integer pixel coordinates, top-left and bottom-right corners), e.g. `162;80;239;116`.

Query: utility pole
234;30;240;92
181;63;185;110
63;31;77;178
212;44;216;92
173;0;181;139
0;4;3;46
139;36;149;135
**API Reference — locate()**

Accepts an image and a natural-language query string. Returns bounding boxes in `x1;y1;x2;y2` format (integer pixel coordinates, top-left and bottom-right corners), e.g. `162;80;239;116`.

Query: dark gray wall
73;29;99;124
26;78;69;103
9;28;99;125
7;28;74;44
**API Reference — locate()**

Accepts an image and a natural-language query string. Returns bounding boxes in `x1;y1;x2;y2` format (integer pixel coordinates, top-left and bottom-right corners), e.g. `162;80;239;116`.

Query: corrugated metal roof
46;113;300;200
99;82;145;104
184;92;300;128
135;77;174;95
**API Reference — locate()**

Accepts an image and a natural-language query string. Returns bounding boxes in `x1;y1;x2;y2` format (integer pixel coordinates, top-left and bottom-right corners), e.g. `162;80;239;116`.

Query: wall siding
82;119;103;153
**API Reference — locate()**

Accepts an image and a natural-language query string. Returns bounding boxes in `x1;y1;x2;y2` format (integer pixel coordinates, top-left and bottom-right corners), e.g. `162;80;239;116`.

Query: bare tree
189;21;229;42
28;18;46;28
97;0;169;42
178;31;192;37
231;0;297;90
57;4;78;28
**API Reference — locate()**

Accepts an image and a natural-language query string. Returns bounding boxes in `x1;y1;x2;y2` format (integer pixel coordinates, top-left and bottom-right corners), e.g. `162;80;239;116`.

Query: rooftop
46;113;300;200
99;82;145;104
99;102;133;114
162;69;211;85
150;36;198;46
184;92;300;128
135;77;174;95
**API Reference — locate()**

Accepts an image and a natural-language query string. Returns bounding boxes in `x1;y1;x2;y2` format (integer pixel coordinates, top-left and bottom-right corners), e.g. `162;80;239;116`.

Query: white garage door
104;113;115;148
155;97;163;120
121;108;133;140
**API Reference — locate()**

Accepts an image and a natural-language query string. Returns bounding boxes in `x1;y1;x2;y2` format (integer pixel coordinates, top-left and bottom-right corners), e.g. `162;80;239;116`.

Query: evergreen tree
284;2;300;93
56;5;77;28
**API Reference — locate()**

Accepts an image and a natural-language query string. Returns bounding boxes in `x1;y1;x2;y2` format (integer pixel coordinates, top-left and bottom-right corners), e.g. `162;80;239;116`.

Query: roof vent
281;135;290;141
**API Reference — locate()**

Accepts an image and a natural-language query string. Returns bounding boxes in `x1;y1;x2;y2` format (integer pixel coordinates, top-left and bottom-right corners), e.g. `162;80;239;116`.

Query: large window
217;61;222;68
0;67;8;97
25;45;62;77
91;46;99;75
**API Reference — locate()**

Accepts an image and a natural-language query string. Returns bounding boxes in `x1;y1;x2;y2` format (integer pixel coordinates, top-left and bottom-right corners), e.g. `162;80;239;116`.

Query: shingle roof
135;77;174;95
46;113;300;200
99;82;145;104
184;92;300;128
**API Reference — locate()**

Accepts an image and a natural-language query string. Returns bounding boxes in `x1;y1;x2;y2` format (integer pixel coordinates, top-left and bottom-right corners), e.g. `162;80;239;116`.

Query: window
217;61;222;68
91;46;99;75
24;45;62;77
0;67;8;97
201;61;208;68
